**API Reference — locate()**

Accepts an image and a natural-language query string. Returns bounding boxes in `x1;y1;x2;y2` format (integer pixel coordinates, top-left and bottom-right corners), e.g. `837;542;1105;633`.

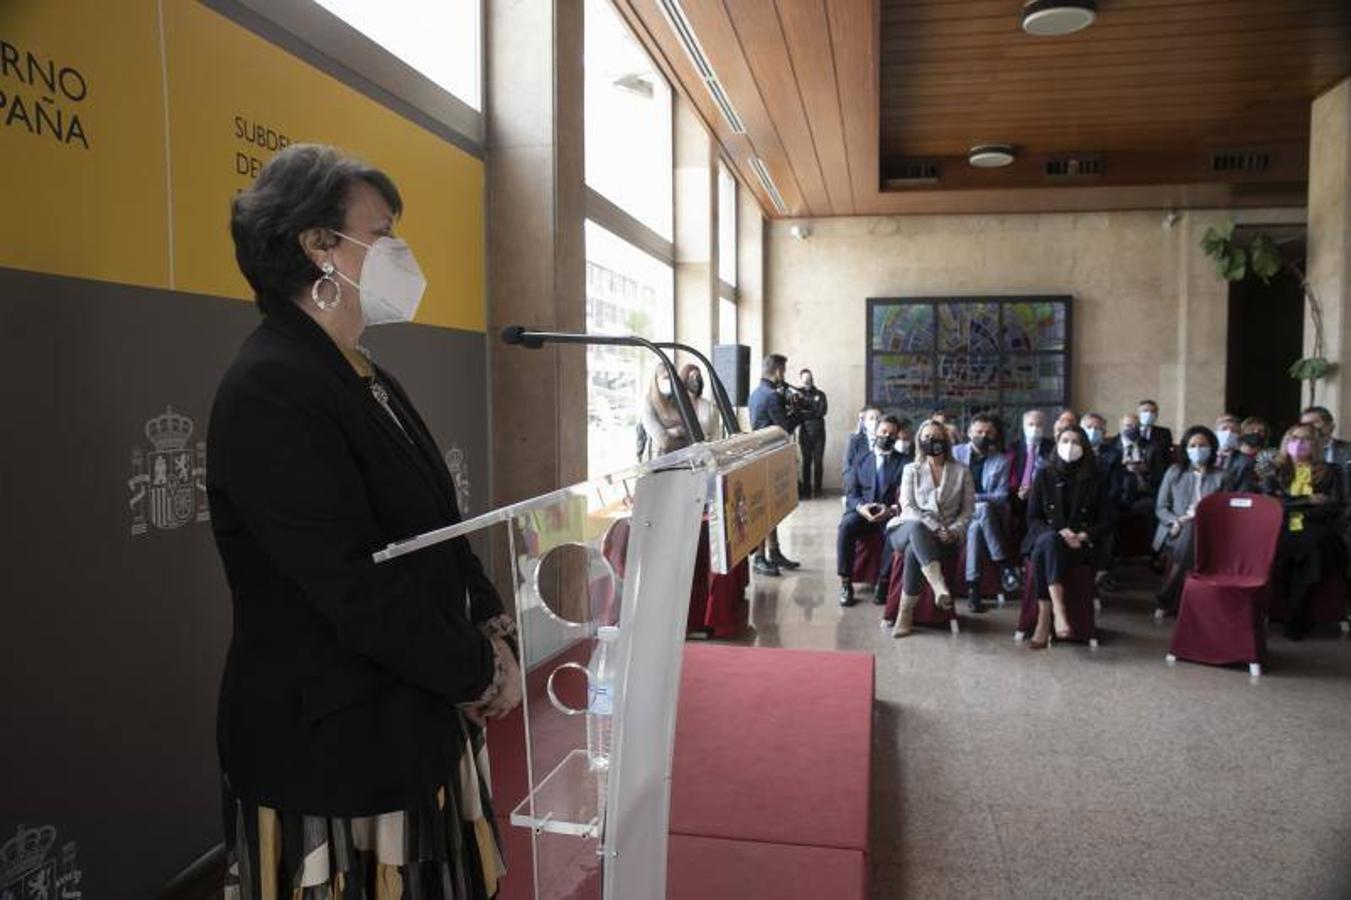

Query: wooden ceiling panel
774;0;856;214
615;0;1350;217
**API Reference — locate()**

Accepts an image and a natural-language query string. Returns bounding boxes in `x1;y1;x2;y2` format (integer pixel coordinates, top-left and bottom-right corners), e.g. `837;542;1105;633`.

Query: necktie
1022;444;1036;487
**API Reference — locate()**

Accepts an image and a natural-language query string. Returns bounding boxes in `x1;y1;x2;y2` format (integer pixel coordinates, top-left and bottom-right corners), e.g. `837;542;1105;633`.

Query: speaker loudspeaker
712;344;751;407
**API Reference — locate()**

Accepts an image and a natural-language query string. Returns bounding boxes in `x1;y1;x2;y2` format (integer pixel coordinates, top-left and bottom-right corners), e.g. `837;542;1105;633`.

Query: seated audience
1010;409;1053;505
1111;412;1169;523
1083;412;1119;587
1261;423;1348;640
1153;426;1230;615
885;420;975;636
1053;409;1079;439
1022;426;1113;648
1136;399;1175;460
1214;414;1255;491
952;414;1023;612
1301;405;1351;466
1238;416;1276;483
844;405;882;483
837;415;907;607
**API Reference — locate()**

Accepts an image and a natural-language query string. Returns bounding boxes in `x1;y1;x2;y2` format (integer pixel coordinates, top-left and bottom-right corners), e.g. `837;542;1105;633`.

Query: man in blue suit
952;414;1023;612
837;415;907;606
843;405;882;485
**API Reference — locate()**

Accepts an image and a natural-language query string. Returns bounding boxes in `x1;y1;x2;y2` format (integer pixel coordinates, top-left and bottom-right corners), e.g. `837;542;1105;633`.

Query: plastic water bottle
586;626;620;825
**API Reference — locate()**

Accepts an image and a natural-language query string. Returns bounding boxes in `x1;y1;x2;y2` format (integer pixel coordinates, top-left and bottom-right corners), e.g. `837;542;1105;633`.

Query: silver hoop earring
312;262;342;311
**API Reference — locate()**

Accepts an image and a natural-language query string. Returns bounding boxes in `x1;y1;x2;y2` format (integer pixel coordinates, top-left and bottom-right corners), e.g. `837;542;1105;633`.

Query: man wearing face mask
207;145;517;893
846;406;883;475
1135;400;1174;460
750;354;803;575
837;416;907;606
952;414;1022;611
1009;409;1053;505
1214;414;1255;491
796;368;829;499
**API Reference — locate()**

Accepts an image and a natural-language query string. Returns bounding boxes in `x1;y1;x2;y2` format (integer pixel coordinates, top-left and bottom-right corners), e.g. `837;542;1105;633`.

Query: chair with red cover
1166;492;1283;676
1013;559;1098;647
851;529;885;585
883;545;961;634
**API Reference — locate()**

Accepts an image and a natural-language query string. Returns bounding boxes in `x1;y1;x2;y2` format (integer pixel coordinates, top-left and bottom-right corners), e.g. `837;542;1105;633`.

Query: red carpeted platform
491;642;874;899
669;644;874;853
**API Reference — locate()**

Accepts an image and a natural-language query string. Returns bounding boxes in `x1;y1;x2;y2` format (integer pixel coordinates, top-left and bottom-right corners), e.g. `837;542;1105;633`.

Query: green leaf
1221;246;1248;281
1200;225;1228;257
1287;356;1339;381
1249;233;1282;283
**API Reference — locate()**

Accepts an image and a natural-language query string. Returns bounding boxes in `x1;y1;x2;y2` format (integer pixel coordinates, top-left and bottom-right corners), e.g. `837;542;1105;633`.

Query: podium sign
708;441;800;574
373;428;794;900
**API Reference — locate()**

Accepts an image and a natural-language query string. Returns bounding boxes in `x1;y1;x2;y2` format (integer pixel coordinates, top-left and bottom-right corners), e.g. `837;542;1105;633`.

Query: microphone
653;341;741;436
500;326;706;444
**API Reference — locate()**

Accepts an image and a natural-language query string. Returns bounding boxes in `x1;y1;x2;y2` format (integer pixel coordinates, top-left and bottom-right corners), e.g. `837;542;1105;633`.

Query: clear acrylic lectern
373;428;795;900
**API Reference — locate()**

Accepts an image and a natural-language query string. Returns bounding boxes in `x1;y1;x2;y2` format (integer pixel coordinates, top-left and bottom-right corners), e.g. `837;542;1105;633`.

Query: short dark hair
894;416;914;432
230;144;403;315
800;368;812;376
1302;405;1333;425
763;353;788;376
879;414;902;431
1138;399;1159;409
969;412;996;428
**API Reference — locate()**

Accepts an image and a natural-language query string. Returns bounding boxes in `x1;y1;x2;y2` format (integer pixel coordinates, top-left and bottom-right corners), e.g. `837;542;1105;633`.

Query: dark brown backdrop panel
0;267;490;896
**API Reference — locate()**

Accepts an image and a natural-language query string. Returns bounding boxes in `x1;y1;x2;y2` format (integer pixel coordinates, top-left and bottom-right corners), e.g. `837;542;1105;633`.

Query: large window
585;221;674;478
719;296;738;346
867;296;1072;430
584;0;674;239
311;0;482;110
718;163;737;288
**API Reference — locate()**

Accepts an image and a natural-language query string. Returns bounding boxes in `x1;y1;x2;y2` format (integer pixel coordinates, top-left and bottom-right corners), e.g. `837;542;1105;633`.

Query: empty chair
1166;493;1284;676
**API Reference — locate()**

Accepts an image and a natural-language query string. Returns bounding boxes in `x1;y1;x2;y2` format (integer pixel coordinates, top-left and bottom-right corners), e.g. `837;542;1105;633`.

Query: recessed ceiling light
1021;0;1097;36
969;144;1016;168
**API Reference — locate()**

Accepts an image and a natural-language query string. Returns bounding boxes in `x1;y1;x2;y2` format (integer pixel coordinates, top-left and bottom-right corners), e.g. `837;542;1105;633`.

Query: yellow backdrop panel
0;0;170;288
161;2;485;332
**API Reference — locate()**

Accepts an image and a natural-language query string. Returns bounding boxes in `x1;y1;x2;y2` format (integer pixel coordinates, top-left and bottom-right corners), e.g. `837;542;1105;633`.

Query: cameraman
796;368;828;499
750;354;802;576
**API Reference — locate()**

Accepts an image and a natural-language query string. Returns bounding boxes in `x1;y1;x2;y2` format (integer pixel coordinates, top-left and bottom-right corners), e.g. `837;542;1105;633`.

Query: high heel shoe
1029;634;1051;650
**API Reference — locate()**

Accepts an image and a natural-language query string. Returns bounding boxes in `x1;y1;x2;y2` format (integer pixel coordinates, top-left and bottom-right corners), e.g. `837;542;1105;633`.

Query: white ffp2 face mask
1057;441;1084;464
333;231;428;325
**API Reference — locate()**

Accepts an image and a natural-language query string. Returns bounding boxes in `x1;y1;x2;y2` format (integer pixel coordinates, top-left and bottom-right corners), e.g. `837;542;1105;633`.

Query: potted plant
1200;220;1337;404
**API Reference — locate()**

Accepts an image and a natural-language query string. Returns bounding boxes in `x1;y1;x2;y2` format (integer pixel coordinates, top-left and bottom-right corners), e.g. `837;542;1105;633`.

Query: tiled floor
737;495;1351;900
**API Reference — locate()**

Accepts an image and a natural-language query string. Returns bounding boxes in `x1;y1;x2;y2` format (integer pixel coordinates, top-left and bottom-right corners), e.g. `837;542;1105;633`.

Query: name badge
1229;497;1253;508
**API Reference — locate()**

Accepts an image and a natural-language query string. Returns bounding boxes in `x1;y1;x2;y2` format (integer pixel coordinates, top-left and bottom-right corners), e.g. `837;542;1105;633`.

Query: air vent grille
749;156;788;215
1045;156;1105;178
883;159;941;186
1212;150;1270;173
657;0;747;134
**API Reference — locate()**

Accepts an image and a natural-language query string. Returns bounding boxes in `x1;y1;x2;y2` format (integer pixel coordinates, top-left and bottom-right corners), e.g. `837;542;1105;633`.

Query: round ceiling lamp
1021;0;1097;36
968;144;1016;168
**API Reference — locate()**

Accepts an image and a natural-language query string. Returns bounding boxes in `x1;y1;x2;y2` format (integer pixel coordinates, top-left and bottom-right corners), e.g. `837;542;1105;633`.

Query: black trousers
1029;530;1097;601
837;511;884;579
800;428;826;496
1275;523;1342;628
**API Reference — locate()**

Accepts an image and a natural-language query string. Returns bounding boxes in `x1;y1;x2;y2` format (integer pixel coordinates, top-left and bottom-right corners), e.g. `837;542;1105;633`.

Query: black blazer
207;301;501;815
1021;465;1114;556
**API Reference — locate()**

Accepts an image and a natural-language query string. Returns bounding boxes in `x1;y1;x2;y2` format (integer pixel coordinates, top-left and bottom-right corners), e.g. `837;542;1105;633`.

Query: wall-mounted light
1021;0;1097;36
789;224;812;240
968;144;1016;168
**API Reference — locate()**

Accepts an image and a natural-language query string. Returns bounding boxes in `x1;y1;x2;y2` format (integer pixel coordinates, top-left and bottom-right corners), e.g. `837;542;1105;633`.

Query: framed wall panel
867;296;1072;431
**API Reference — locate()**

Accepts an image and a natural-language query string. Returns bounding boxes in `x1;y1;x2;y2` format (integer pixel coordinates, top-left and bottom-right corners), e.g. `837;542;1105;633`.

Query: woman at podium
207;144;519;898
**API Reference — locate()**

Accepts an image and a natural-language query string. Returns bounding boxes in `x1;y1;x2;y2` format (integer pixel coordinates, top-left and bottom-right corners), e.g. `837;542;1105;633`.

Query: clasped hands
1058;527;1091;549
463;635;522;727
857;502;897;523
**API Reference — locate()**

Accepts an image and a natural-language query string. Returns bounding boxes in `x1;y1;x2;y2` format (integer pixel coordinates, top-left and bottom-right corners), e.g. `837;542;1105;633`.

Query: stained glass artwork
867;297;1070;419
873;303;934;353
871;353;932;407
1002;302;1066;352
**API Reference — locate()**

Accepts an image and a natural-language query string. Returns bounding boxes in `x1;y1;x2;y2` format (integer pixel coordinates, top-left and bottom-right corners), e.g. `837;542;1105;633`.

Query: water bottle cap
597;625;620;640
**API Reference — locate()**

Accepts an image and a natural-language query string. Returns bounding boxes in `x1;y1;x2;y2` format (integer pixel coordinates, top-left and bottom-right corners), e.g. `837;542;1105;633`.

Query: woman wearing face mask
1021;426;1113;648
642;365;691;456
680;362;721;442
1261;424;1347;640
208;145;517;895
1152;426;1229;617
885;420;976;636
1238;416;1276;482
